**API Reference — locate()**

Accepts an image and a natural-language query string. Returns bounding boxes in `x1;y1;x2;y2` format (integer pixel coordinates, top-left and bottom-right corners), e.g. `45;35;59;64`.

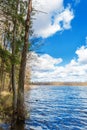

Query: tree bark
11;0;19;113
17;0;32;121
12;64;17;111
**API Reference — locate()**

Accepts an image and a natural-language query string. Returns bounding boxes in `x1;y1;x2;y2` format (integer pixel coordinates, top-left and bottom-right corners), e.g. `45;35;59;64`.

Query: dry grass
1;91;11;97
0;90;13;123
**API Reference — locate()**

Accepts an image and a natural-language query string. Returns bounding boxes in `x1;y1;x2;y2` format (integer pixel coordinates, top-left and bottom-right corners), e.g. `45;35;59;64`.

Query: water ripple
25;86;87;130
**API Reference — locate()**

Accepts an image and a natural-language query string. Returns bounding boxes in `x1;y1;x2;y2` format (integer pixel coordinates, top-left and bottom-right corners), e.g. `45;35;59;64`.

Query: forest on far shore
30;82;87;86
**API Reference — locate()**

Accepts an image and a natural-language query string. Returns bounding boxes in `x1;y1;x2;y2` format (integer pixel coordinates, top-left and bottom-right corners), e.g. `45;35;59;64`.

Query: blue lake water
25;86;87;130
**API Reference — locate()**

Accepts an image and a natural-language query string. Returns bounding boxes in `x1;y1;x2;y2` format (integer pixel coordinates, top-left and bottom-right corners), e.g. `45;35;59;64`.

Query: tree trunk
11;19;17;112
0;59;5;90
17;0;32;121
11;0;19;113
12;64;17;111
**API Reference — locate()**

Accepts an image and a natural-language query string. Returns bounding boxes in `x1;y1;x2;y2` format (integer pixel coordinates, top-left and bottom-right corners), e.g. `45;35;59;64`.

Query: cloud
76;46;87;64
27;52;63;71
27;45;87;82
32;0;74;38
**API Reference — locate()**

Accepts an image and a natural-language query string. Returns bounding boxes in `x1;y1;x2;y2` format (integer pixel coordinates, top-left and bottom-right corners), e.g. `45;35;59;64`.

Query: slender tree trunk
8;72;12;92
12;64;17;111
2;70;6;90
11;0;19;113
0;59;5;91
11;18;17;112
17;0;32;121
0;34;6;91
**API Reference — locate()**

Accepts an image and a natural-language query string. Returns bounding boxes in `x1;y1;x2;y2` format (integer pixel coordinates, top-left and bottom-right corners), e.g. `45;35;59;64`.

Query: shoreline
24;82;87;91
29;82;87;87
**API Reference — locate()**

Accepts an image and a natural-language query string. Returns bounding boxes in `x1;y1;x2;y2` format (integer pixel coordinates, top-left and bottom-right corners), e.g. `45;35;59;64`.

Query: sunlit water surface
25;86;87;130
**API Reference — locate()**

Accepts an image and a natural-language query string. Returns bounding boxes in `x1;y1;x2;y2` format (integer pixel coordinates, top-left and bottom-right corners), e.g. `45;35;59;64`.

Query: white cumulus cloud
32;0;74;38
27;45;87;82
76;46;87;64
27;52;63;71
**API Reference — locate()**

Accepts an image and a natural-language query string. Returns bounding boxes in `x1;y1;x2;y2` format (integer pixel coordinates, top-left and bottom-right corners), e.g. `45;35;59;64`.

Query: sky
27;0;87;82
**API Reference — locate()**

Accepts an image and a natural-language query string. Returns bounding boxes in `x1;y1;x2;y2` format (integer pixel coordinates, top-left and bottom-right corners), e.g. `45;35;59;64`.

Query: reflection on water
0;121;25;130
11;121;25;130
1;86;87;130
25;86;87;130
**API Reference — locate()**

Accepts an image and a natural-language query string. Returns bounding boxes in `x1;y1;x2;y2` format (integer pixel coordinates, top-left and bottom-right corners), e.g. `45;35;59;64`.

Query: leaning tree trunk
17;0;32;121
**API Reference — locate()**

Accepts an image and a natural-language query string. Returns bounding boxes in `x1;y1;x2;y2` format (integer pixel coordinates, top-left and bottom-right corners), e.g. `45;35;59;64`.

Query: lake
0;85;87;130
25;86;87;130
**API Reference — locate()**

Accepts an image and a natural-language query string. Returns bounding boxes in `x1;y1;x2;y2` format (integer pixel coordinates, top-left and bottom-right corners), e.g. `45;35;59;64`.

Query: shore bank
29;82;87;86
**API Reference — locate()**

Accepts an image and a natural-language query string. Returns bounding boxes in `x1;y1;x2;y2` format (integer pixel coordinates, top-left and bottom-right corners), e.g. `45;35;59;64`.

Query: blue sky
28;0;87;82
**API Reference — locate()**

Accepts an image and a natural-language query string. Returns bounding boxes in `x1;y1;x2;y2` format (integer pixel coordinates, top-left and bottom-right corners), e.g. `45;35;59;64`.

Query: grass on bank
0;91;13;123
